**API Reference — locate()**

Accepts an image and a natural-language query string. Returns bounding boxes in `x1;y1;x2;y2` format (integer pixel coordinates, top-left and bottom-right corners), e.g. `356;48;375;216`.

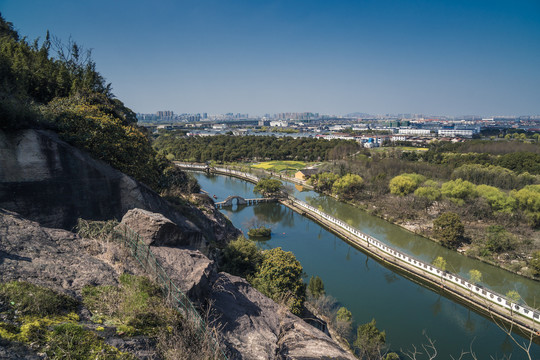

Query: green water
193;172;540;359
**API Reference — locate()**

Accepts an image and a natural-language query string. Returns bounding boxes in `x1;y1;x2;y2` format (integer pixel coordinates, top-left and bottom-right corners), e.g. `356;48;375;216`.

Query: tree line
153;134;360;163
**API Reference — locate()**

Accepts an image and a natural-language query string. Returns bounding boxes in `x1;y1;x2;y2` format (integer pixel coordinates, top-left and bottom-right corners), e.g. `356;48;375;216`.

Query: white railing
178;162;540;328
290;197;540;327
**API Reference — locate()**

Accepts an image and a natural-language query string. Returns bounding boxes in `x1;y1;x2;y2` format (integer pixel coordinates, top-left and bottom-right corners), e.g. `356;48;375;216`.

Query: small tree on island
254;178;283;197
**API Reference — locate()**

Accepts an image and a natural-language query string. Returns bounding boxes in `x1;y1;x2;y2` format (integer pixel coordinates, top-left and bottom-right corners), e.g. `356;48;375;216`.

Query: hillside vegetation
0;14;196;193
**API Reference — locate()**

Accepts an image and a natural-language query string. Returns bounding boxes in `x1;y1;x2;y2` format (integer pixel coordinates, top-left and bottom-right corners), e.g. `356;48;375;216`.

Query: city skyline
2;0;539;116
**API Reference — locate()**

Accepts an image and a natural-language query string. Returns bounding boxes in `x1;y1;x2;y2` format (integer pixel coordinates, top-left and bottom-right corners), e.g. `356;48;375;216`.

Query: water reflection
191;172;540;359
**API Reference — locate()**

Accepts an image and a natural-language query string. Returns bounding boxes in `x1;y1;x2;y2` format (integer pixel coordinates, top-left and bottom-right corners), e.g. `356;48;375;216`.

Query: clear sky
1;0;539;116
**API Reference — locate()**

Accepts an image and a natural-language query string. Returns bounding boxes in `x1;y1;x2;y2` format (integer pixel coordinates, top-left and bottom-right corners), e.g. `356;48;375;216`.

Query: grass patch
0;281;132;359
252;160;308;172
0;281;78;317
75;218;119;240
82;273;180;336
46;323;135;359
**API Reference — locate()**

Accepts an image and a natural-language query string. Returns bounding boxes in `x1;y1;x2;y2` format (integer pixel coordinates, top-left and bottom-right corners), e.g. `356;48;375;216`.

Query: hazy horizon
2;0;539;116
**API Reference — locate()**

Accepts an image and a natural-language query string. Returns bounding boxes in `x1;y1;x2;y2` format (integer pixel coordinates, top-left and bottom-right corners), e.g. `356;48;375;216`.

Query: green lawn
251;161;308;172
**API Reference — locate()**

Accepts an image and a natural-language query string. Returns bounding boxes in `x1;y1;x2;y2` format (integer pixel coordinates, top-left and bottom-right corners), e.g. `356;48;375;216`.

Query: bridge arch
222;195;248;207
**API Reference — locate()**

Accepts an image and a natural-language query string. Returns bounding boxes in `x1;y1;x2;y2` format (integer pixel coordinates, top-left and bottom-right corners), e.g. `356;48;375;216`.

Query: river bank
205;162;539;283
175;164;540;336
188;170;540;359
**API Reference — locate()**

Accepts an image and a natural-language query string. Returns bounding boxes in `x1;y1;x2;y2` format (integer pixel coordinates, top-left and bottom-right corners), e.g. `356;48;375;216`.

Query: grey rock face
116;209;354;359
151;246;215;304
0;129;239;246
209;273;356;360
0;338;43;360
0;208;118;296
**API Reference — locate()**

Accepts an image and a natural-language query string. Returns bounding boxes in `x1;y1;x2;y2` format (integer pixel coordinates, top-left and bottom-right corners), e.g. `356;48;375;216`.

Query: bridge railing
288;197;540;327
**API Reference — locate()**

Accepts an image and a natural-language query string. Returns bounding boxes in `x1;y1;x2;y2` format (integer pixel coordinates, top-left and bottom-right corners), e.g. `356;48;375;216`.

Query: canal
192;172;540;359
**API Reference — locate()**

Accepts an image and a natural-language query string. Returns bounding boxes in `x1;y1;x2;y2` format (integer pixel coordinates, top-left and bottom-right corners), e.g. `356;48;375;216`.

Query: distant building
437;129;475;138
295;168;319;181
270;120;288;127
398;128;432;136
157;111;174;119
259;120;271;126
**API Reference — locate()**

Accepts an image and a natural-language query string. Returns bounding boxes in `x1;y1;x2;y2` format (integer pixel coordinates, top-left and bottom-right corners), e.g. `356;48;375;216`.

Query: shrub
221;236;263;278
485;225;516;253
332;174;364;200
476;185;516;213
247;226;272;238
252;247;306;315
414;186;442;203
389;173;425;196
528;251;540;276
433;212;465;249
441;179;477;205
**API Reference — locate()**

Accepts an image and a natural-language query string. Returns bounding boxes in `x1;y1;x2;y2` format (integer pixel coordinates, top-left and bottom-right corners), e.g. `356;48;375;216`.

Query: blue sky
1;0;539;116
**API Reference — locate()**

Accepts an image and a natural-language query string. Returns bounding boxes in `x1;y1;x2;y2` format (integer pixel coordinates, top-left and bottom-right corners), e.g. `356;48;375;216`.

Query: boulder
118;208;207;250
209;272;356;360
150;246;215;304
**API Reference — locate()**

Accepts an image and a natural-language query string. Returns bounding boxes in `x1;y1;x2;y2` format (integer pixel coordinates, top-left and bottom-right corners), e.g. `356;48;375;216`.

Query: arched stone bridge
215;195;277;209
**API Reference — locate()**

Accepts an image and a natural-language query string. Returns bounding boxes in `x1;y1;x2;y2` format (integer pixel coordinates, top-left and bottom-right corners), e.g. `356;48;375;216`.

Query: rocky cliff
0;129;239;246
120;209;356;359
0;129;355;359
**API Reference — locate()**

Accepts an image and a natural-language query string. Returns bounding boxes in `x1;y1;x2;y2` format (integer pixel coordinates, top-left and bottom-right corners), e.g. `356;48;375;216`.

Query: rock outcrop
210;273;356;360
116;209;356;360
119;208;208;250
0;208;118;297
0;129;239;245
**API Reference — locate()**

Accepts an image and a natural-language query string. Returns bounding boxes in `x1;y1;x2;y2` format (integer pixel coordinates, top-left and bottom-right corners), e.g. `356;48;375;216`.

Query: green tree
441;179;477;205
308;172;340;193
432;256;447;285
506;290;521;315
221;236;262;279
254;178;283;197
354;319;386;360
252;247;306;315
414;186;442;203
307;276;325;299
433;212;465;249
389;173;425;196
484;225;516;253
332;173;364;200
336;307;352;322
476;185;516;213
468;269;482;295
528;251;540;277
